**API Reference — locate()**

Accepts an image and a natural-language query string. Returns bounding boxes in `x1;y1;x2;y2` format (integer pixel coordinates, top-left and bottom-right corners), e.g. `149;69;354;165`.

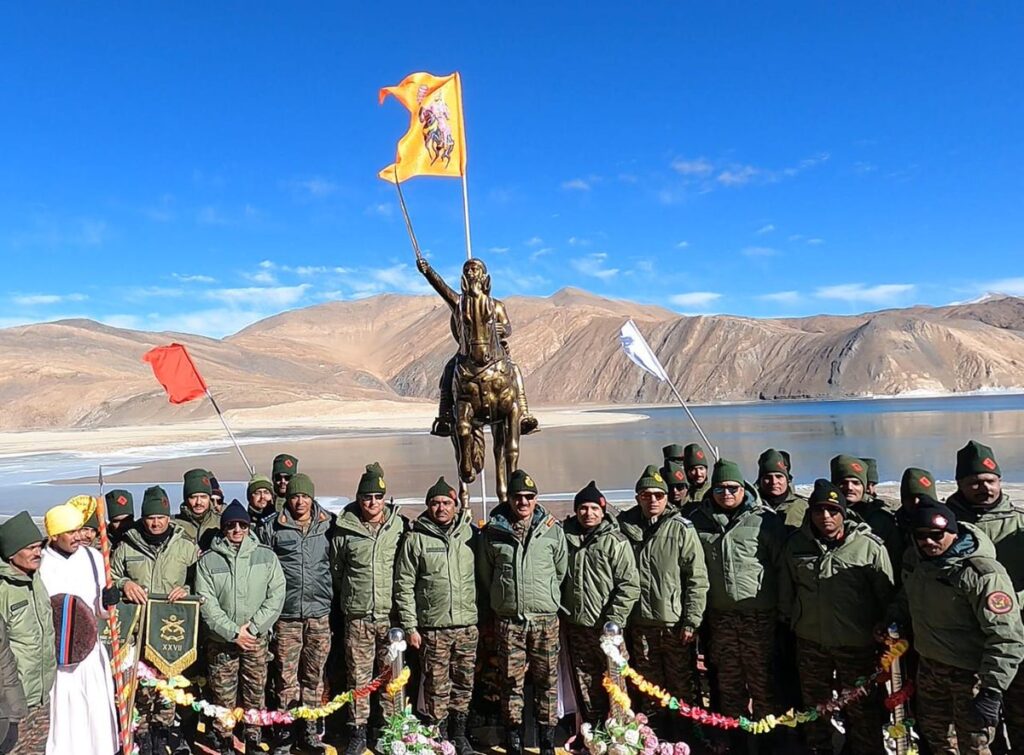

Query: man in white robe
39;502;119;755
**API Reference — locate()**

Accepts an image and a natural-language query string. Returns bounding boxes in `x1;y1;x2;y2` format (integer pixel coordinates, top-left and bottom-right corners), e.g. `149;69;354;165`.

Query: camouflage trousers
566;623;627;725
135;684;176;732
628;624;698;717
497;614;560;727
273;615;331;709
797;638;884;755
207;638;269;738
705;609;777;719
917;656;994;755
420;626;478;722
7;702;49;755
344;618;397;726
1006;665;1024;751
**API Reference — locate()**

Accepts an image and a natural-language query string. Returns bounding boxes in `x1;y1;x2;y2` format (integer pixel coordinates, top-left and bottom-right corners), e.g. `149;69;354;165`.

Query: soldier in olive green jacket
945;441;1024;747
329;463;408;750
175;468;221;551
756;448;808;529
393;477;478;755
690;461;786;727
892;498;1024;755
780;479;894;755
477;470;567;755
618;465;708;732
831;454;903;575
111;486;200;747
562;481;639;730
0;512;55;753
0;615;28;752
196;503;286;753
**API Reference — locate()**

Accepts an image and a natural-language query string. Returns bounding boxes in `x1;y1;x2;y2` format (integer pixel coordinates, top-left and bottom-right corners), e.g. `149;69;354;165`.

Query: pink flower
440;741;456;755
635;714;648;726
672;742;690;755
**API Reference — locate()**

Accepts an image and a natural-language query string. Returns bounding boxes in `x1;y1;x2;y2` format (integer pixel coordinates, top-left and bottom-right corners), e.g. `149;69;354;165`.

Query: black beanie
808;478;846;512
221;500;251;527
911;497;959;534
574;481;606;510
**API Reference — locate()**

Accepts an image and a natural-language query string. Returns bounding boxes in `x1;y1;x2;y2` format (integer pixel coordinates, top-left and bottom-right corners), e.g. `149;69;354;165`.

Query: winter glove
971;687;1002;728
101;585;122;608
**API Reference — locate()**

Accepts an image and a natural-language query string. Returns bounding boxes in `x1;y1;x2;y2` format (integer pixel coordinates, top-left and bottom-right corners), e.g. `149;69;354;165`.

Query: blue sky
2;3;1022;337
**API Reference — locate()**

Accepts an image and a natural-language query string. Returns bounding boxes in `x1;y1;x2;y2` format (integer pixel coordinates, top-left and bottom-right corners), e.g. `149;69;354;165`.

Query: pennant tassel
618;319;720;461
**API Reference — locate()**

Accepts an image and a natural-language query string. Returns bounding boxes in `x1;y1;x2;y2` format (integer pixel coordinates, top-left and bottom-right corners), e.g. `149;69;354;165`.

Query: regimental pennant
144;596;201;678
379;72;466;183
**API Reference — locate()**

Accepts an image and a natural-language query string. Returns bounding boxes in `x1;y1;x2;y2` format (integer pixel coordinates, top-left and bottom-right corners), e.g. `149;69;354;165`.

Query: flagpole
204;389;255;476
664;380;720;462
461;173;472;261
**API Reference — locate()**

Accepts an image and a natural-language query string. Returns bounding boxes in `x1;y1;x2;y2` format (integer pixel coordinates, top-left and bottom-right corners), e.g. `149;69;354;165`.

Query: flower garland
386;667;412;698
378;704;455;755
600;635;915;737
580;711;690;755
137;661;393;730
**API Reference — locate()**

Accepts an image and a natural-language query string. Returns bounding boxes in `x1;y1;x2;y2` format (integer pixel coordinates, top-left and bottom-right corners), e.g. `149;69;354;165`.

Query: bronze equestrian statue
417;254;538;507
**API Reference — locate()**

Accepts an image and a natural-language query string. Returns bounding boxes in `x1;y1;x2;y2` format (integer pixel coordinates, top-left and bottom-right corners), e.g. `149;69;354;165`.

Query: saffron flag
619;319;670;382
378;71;466;183
142;343;208;404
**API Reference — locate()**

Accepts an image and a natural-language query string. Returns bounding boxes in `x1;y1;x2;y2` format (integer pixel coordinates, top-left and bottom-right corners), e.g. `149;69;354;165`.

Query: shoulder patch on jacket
986;591;1015;615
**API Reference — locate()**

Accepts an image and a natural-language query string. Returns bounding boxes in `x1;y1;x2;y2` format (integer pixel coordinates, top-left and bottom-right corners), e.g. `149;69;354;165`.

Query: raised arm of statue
416;256;459;309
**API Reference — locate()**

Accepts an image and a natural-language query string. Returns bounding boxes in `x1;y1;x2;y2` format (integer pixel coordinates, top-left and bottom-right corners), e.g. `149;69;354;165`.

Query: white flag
619;319;670;382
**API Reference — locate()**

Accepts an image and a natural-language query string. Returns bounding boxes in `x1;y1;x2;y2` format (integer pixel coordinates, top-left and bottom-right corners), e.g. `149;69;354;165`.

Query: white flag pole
618;319;720;461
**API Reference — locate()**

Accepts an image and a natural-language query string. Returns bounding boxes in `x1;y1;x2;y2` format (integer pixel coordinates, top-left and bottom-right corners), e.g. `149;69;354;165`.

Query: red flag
142;343;208;404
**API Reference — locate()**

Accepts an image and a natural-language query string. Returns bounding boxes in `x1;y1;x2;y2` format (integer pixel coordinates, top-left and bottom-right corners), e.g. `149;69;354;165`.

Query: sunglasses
914;530;945;543
225;521;250;531
360;493;385;501
639;491;667;500
273;474;292;481
713;485;742;495
512;493;537;501
811;506;844;517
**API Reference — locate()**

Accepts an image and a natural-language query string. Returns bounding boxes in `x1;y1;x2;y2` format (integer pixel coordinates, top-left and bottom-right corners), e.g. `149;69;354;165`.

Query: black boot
431;417;454;437
299;720;326;754
449;712;473;755
345;725;367;755
434;717;449;742
270;723;293;755
136;729;155;755
150;725;171;755
504;726;523;755
538;725;556;755
243;731;263;755
215;731;236;755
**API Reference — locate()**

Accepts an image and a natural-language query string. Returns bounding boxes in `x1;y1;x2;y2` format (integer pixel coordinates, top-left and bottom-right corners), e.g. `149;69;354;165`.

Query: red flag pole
204;388;255;476
94;488;131;753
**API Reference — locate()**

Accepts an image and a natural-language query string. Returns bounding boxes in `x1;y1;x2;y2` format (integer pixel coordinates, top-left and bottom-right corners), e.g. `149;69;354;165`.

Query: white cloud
196;206;228;225
216;284;312;308
562;178;591;191
669;292;722;308
487;246;510;254
244;270;277;285
13;293;88;306
788;234;804;242
366;203;394;218
978;277;1024;296
530;247;553;261
814;283;916;304
525;236;544;247
806;238;825;245
676;241;690;249
568;237;591;247
289;177;338;198
125;286;185;300
172;273;216;284
759;290;801;304
717;165;759;186
571;253;619;281
671;158;714;176
756;224;775;235
742;246;778;257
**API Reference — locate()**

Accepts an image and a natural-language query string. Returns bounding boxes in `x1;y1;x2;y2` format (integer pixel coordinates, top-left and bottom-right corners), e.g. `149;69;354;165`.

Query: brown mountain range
1;290;1022;431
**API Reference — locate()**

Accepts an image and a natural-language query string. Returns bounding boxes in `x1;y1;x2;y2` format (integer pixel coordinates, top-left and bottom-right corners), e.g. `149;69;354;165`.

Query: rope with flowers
136;661;399;730
600;636;917;741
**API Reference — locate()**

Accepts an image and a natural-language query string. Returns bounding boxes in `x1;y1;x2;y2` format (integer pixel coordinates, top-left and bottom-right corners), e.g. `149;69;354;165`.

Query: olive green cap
357;462;386;496
272;453;299;477
0;512;44;560
711;458;744;486
955;440;1001;479
247;475;274;499
863;457;879;485
635;464;668;493
183;468;213;498
830;454;867;487
286;473;316;499
900;468;936;506
683;443;709;470
141;485;171;517
508;469;539;496
662;444;685;461
662;459;688;487
757;448;792;480
425;476;457;505
105;489;134;520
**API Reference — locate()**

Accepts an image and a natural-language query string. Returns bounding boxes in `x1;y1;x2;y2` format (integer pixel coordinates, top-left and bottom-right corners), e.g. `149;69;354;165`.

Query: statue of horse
418;255;523;508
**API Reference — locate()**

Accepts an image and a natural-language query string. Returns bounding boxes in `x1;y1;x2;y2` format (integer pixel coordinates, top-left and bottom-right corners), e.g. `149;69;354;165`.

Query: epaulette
863;531;885;547
544;516;556;529
610;530;629;544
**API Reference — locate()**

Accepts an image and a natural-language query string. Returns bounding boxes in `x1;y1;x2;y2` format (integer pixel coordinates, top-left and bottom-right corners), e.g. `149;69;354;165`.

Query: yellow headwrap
44;503;86;538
